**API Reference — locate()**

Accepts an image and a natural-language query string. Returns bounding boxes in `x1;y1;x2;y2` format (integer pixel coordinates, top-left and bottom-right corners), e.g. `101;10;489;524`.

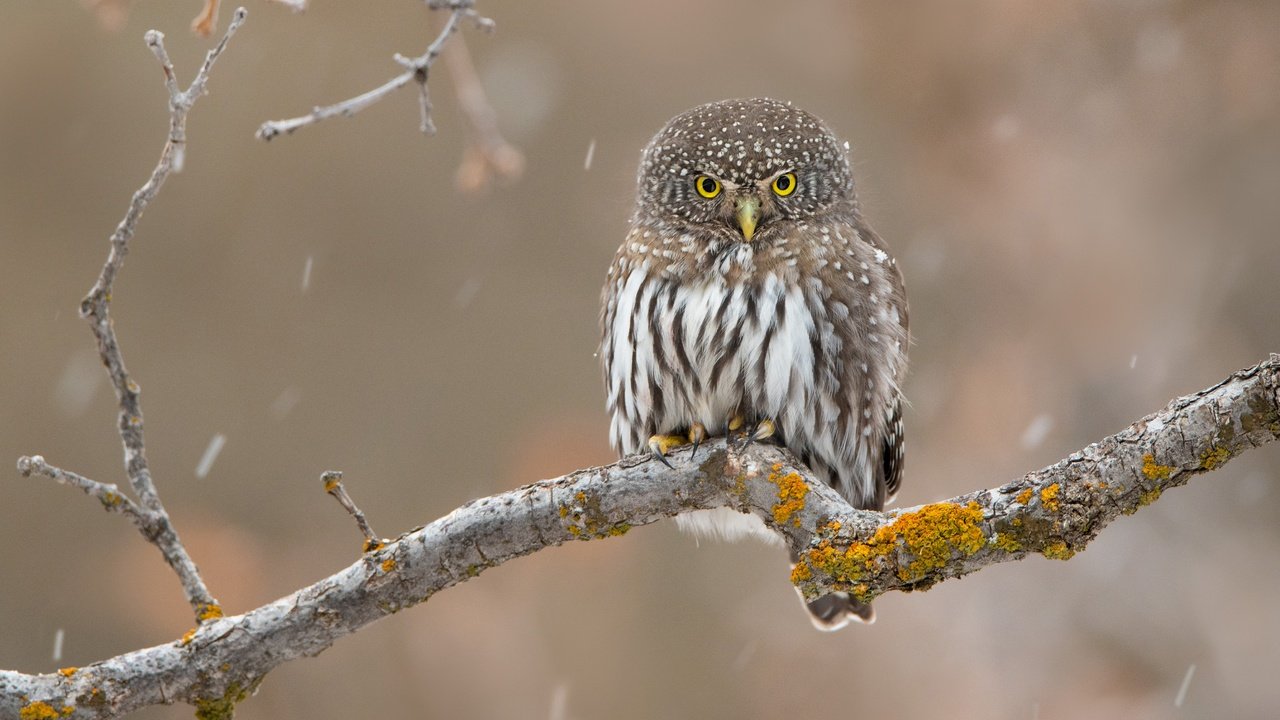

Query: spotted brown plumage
600;98;909;630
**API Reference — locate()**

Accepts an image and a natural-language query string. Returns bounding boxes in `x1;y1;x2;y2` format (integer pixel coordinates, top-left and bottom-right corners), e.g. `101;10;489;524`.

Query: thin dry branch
255;0;493;141
16;8;248;625
3;357;1277;719
443;34;524;191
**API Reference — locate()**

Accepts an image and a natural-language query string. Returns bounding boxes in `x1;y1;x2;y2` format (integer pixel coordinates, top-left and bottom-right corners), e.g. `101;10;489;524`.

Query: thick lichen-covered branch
3;357;1276;720
788;356;1280;601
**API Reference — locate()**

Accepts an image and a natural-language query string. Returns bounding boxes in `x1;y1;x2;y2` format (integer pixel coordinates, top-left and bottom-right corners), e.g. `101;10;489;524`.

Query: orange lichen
796;501;987;586
197;603;224;622
790;562;812;584
1015;488;1033;505
1138;489;1162;507
767;467;809;527
1039;484;1061;512
19;701;60;720
362;539;386;553
57;667;76;678
1200;446;1230;470
380;558;397;573
180;628;197;646
1141;453;1174;480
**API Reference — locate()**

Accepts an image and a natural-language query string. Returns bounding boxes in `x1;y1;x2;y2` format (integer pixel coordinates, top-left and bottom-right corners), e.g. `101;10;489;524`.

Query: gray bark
3;356;1277;719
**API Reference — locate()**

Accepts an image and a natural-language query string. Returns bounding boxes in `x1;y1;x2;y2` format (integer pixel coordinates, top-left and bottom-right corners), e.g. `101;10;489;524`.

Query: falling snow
195;433;226;479
52;628;64;662
302;255;314;292
583;138;596;171
1174;663;1196;707
453;277;482;309
53;352;103;418
1020;414;1054;450
271;387;301;419
549;683;570;720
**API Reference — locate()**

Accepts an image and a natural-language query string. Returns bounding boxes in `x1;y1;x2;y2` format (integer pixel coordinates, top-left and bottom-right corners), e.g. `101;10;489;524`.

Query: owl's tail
803;592;875;631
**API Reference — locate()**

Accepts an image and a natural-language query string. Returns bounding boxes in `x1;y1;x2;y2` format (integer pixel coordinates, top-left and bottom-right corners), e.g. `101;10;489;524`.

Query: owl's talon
648;434;687;468
740;418;776;450
688;423;707;460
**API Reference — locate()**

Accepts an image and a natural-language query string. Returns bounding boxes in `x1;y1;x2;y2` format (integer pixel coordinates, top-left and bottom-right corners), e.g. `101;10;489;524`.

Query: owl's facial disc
735;196;760;241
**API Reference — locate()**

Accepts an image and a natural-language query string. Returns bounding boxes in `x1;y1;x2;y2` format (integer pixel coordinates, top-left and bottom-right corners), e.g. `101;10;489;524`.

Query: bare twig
256;0;492;141
3;357;1277;719
16;456;146;526
18;8;248;625
321;471;386;551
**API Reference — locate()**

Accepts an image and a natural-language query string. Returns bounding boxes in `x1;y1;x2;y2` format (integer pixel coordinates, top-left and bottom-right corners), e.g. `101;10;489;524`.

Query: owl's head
635;98;855;243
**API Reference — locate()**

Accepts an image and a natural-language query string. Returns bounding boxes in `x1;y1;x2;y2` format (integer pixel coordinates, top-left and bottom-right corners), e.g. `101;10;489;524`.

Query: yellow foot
648;434;688;468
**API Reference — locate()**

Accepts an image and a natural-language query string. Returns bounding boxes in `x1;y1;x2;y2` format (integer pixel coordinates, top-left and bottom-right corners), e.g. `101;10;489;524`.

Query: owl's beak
735;196;760;241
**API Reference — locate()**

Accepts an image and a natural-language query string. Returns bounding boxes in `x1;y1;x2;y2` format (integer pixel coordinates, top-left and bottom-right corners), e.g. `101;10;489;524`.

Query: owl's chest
650;270;822;419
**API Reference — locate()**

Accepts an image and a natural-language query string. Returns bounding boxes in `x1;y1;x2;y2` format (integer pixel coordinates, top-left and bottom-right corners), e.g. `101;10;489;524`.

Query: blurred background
2;1;1279;718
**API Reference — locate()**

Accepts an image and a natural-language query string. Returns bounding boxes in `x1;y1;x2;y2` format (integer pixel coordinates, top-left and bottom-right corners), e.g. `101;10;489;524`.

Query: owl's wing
881;395;905;503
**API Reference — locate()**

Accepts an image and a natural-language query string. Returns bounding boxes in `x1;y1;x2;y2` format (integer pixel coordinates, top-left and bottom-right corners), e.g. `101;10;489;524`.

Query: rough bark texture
3;356;1277;719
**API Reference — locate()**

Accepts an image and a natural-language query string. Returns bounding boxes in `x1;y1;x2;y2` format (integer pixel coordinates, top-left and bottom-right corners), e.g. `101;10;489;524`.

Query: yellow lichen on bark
1039;484;1061;512
767;464;809;528
1015;488;1034;505
797;501;988;587
1200;446;1230;470
1142;453;1174;480
19;701;60;720
994;533;1022;553
197;603;224;622
1041;541;1075;561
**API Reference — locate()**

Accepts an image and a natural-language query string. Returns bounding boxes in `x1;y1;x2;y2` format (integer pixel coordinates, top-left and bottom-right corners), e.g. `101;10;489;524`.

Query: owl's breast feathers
601;214;907;510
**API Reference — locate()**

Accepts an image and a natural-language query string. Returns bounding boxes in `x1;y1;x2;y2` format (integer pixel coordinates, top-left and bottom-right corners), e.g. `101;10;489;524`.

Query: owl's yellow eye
772;172;798;197
694;175;721;199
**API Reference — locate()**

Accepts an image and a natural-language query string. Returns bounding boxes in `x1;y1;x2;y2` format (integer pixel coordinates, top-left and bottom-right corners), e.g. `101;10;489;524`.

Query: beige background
3;1;1279;718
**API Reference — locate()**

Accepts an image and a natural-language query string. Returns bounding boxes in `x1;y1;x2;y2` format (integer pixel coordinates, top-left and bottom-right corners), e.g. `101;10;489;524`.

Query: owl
600;98;908;631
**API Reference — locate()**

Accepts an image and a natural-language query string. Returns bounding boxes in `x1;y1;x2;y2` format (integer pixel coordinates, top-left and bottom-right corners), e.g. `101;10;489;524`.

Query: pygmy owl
600;98;908;630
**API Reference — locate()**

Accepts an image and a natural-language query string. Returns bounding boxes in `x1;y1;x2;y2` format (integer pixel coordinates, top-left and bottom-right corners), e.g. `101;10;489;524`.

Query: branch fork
19;8;248;626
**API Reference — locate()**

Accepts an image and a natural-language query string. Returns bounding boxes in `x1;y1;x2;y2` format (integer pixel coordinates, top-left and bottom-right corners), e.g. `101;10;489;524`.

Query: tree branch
255;0;494;141
16;7;248;626
4;356;1277;719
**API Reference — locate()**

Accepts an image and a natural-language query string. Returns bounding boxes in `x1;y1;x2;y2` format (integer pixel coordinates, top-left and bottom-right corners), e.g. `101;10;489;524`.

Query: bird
599;97;908;631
